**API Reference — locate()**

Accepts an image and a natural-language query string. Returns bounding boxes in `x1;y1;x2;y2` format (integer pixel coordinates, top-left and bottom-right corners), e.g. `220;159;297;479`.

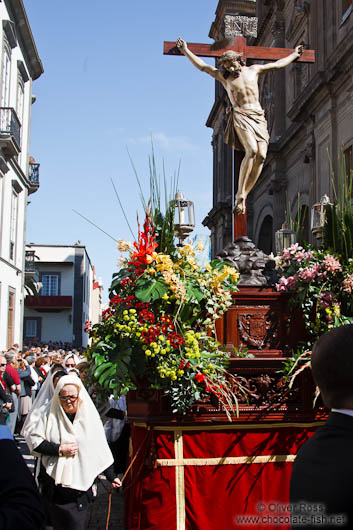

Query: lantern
275;223;297;255
311;194;332;243
170;191;195;246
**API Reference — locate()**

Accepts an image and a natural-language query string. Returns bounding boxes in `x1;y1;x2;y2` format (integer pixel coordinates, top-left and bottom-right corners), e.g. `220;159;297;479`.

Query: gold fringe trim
133;422;324;432
174;431;185;530
156;454;296;467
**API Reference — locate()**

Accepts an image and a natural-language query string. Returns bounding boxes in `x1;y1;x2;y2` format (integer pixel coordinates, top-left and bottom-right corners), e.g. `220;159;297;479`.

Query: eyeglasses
59;395;78;402
66;363;75;368
0;363;6;367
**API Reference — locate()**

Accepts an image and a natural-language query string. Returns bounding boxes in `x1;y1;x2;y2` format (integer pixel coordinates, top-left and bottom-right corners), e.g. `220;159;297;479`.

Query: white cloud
127;131;197;152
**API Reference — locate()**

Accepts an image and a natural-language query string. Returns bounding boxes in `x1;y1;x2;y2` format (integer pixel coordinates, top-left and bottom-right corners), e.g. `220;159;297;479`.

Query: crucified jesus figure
176;38;303;214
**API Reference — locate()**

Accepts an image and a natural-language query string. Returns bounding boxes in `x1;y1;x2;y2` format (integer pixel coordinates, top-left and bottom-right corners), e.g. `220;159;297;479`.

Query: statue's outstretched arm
255;45;304;73
176;37;222;80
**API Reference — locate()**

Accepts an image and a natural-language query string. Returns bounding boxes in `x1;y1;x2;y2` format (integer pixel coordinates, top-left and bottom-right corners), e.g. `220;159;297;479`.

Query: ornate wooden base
216;286;307;357
127;358;326;425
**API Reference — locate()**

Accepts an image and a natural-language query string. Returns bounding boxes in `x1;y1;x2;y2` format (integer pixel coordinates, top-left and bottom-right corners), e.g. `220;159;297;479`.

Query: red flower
139;309;155;324
194;373;205;384
129;214;158;273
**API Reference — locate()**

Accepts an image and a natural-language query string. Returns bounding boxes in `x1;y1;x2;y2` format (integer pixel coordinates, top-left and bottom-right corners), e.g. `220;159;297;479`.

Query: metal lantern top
311;194;332;231
173;191;195;228
170;191;195;246
275;222;297;255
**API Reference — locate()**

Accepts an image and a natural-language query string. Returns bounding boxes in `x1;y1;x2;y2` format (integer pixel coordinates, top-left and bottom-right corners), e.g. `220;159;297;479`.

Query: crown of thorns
218;50;245;66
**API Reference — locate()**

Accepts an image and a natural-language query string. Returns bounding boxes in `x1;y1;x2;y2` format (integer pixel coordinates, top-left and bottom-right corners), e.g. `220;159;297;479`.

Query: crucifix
164;24;315;240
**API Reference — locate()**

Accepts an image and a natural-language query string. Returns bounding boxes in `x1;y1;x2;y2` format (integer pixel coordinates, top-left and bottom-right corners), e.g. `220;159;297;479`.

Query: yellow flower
145;254;155;264
195;242;204;251
117;239;131;252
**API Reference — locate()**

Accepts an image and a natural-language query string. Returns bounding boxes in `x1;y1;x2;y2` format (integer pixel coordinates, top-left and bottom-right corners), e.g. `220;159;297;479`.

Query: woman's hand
59;442;78;458
111;477;122;489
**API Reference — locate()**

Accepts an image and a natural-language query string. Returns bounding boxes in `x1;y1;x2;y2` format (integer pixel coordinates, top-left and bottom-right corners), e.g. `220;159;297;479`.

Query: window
16;71;24;154
16;72;24;124
24;317;41;341
25;319;37;337
9;188;18;262
7;289;15;348
41;274;59;296
1;37;11;108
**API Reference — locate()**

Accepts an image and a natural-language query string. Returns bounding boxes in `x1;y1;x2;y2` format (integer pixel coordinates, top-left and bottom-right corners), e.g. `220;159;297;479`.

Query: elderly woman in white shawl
24;374;121;530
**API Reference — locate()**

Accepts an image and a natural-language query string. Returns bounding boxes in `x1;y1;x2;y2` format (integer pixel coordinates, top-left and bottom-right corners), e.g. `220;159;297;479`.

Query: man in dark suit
290;324;353;528
0;424;45;529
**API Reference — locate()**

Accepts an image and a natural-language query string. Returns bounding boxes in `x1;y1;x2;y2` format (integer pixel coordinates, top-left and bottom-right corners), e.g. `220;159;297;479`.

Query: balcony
28;161;40;195
25;295;73;310
0;107;21;158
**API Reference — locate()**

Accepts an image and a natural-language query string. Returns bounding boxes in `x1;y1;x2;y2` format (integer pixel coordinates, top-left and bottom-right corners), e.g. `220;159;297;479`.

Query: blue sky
23;0;219;301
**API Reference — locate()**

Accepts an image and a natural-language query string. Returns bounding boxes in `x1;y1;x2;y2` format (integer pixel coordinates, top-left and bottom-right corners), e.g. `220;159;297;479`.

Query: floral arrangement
276;243;353;339
87;213;240;416
275;243;353;386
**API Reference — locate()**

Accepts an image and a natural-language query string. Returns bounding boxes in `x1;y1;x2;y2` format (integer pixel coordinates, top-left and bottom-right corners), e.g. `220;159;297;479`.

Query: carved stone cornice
4;0;44;80
202;201;232;229
209;0;256;41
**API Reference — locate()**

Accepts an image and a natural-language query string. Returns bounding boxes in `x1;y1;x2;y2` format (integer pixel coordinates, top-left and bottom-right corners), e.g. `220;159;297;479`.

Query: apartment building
0;0;43;350
24;243;102;349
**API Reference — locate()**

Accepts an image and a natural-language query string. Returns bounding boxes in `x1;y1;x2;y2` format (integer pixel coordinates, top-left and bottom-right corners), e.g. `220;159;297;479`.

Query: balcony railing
0;107;21;148
25;295;73;309
29;162;40;186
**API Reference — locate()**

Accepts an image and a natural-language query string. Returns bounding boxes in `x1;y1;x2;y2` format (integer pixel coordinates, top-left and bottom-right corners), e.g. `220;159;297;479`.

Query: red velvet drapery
125;423;321;530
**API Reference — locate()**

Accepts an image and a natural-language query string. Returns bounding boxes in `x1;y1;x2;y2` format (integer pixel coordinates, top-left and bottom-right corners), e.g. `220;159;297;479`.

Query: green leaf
209;259;229;271
185;282;204;302
92;353;105;366
94;361;113;379
135;277;169;302
99;365;116;386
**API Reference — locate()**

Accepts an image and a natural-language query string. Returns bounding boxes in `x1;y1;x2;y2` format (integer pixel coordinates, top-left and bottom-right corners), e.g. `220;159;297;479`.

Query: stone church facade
204;0;353;256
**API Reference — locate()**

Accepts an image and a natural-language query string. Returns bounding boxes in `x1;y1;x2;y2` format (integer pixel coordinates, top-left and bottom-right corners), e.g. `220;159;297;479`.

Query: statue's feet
233;196;246;215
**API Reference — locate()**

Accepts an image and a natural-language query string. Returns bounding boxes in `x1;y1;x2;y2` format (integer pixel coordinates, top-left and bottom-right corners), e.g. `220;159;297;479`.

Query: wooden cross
164;37;315;240
163;38;315;63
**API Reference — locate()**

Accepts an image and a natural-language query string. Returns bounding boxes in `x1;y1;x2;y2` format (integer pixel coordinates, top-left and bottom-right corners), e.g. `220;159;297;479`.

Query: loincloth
224;106;270;151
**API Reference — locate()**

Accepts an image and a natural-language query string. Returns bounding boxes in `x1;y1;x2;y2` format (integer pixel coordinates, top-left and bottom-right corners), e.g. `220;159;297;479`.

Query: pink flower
275;275;297;292
343;274;353;294
299;265;321;282
323;254;342;274
294;251;307;263
282;244;303;261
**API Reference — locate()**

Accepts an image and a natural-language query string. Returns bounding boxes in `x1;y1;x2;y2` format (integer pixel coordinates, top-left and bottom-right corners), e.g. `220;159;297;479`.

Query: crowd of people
0;343;129;530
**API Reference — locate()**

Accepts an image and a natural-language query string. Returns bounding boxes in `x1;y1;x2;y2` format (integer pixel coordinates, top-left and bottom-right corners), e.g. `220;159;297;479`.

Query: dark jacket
18;367;34;398
0;426;45;529
290;412;353;528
